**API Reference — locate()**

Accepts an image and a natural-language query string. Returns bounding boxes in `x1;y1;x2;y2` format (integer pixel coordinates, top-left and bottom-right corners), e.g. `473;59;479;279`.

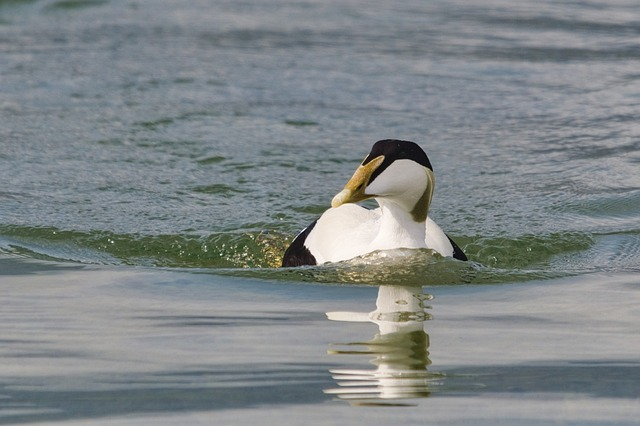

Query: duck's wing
446;234;467;261
282;220;318;267
306;204;380;264
425;218;467;261
283;204;380;266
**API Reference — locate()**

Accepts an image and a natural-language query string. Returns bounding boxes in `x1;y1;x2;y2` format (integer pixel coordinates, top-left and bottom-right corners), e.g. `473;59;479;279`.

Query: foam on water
1;223;627;285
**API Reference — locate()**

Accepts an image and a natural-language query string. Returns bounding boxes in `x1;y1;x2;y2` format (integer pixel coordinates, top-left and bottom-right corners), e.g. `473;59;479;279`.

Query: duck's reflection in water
325;285;443;406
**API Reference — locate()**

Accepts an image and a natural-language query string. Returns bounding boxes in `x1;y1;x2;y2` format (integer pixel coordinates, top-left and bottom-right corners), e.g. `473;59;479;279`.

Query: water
1;0;639;423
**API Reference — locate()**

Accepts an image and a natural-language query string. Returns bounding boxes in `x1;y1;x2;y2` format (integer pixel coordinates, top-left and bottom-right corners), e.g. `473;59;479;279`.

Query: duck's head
331;139;435;222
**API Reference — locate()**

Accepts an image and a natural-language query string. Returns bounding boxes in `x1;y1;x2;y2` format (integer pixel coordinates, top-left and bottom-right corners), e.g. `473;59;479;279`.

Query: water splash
2;224;638;285
0;225;288;269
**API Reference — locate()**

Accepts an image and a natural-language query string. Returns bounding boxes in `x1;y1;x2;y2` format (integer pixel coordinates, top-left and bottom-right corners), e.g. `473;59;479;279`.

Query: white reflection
325;286;442;406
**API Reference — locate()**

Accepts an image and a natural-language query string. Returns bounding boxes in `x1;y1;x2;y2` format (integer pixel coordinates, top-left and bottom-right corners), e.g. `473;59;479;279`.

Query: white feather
305;205;454;264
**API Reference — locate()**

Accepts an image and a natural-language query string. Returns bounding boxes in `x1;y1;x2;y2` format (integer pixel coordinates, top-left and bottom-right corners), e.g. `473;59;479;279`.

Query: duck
282;139;467;267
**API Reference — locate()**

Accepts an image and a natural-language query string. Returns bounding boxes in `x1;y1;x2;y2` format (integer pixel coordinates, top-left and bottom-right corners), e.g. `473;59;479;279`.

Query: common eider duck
282;139;467;267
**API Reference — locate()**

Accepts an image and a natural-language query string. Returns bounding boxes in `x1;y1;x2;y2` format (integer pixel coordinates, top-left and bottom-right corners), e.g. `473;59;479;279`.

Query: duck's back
303;204;380;264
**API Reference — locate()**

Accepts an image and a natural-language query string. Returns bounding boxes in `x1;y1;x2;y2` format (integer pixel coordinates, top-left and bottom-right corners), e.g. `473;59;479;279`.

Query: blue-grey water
1;0;640;424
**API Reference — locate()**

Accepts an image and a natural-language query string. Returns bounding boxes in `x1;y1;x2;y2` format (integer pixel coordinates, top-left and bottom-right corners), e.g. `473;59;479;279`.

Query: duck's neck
371;199;427;251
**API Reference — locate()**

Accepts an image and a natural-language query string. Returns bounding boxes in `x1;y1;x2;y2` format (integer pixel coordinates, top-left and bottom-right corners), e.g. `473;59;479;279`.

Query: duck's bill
331;155;384;208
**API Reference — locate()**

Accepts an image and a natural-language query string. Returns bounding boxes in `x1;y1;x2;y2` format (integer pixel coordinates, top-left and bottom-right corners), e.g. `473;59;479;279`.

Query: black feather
282;220;318;267
446;234;468;261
